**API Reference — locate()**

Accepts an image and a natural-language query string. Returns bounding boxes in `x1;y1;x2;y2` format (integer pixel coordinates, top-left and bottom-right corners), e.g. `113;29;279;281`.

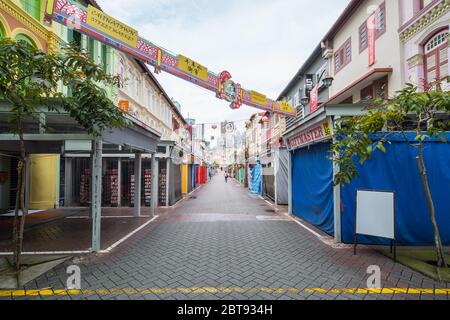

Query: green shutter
87;38;95;61
101;44;108;72
68;29;82;47
20;0;41;20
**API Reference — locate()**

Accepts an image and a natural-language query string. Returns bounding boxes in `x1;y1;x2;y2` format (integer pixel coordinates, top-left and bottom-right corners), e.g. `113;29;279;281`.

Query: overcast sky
97;0;349;127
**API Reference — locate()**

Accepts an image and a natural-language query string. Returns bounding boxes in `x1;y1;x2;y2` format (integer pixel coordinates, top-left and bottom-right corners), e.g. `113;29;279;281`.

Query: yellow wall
182;164;187;194
29;154;58;210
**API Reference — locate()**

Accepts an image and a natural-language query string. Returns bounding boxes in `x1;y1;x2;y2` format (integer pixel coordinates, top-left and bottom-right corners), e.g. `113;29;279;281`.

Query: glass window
68;30;82;48
375;3;385;35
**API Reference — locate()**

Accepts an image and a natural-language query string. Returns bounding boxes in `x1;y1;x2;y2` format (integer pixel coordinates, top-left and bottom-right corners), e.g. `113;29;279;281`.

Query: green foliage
331;83;450;186
0;38;130;137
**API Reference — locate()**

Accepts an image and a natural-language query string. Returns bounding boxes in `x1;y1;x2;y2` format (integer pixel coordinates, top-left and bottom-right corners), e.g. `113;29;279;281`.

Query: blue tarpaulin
250;161;262;194
341;133;450;246
291;142;334;235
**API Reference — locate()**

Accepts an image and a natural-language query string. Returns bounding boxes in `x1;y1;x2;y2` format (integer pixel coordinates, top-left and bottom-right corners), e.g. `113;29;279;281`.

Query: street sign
45;0;296;117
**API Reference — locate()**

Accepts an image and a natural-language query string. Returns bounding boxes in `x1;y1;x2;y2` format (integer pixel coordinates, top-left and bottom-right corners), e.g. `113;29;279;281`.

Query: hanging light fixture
322;76;334;88
301;95;310;105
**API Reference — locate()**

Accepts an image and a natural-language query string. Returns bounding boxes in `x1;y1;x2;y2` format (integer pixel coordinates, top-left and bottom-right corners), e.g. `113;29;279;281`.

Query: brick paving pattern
1;174;449;300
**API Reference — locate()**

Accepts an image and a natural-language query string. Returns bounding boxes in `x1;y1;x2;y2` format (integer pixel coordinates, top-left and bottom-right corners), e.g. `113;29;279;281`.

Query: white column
165;157;170;207
150;155;159;216
91;138;103;252
332;117;342;243
288;150;293;215
117;158;122;207
274;149;278;206
133;152;142;217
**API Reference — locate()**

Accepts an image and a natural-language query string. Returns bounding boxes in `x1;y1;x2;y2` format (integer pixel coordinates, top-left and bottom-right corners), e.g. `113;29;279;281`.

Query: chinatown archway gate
44;0;296;117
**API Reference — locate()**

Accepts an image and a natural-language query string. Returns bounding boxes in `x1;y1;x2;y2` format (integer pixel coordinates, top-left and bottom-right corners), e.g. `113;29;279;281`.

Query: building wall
400;0;450;90
328;0;403;102
284;54;330;119
0;0;53;51
116;54;191;155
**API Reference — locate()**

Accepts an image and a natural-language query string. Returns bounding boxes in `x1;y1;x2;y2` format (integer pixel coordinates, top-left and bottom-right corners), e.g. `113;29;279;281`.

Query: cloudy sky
97;0;349;127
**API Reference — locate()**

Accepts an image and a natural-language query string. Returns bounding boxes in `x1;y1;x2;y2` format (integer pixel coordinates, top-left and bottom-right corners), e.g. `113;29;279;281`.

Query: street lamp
301;95;310;106
322;76;334;88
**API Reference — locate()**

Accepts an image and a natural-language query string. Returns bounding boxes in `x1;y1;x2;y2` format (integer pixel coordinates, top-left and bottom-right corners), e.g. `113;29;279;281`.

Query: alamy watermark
66;265;81;290
366;265;381;289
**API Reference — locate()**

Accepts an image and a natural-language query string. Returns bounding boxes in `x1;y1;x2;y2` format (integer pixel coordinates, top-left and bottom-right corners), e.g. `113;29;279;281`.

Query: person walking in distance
225;171;229;183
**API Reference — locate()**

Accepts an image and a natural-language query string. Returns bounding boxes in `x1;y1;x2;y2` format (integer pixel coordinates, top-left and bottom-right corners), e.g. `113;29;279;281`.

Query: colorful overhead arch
44;0;296;117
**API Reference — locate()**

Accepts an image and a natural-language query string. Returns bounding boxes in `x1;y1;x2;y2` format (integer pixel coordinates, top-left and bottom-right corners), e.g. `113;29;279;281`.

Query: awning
0;102;161;154
322;68;393;105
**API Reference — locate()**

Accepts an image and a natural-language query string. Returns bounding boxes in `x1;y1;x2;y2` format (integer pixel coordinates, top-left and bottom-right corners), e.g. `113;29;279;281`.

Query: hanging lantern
211;124;218;130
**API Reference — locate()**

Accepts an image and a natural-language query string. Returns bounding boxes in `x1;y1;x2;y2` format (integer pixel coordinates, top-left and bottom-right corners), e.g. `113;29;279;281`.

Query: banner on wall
368;13;376;66
45;0;296;117
309;84;319;113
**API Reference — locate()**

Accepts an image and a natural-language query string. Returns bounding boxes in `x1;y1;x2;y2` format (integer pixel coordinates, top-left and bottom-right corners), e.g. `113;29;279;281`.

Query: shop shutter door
291;142;334;235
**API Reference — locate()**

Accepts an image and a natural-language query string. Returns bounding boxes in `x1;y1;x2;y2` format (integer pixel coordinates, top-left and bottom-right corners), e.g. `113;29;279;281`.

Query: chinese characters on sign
288;120;333;150
279;101;293;113
178;55;209;82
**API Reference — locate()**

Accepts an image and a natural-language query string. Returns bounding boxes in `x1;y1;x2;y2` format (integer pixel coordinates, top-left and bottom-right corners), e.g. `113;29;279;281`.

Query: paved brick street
2;175;449;300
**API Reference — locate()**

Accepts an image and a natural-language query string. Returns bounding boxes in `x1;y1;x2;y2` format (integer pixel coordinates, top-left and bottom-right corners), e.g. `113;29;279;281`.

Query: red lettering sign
309;85;319;113
288;123;328;149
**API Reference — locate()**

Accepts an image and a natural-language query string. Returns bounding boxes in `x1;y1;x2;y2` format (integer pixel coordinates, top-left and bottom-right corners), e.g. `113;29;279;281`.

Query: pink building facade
400;0;450;91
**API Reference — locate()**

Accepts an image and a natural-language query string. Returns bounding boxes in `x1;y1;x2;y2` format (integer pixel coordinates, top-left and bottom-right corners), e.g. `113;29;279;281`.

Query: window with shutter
375;3;386;36
360;85;374;101
334;38;351;73
359;22;368;52
424;30;449;84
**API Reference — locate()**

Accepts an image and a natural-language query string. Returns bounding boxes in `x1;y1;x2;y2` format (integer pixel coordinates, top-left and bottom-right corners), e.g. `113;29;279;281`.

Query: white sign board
356;190;395;239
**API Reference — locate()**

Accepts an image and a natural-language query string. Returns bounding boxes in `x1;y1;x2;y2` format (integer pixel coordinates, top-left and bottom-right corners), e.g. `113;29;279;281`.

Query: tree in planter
330;82;450;268
0;38;130;271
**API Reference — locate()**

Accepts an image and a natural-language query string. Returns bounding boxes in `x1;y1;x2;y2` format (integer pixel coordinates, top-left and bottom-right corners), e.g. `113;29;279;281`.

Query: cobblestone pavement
2;174;449;300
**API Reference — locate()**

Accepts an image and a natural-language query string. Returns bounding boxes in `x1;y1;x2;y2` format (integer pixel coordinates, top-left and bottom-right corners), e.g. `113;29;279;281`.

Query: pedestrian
225;172;228;183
